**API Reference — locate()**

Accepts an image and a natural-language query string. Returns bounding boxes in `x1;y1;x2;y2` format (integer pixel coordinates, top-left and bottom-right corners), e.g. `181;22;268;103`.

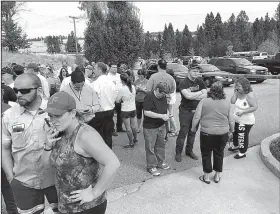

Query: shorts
10;179;58;214
168;92;176;105
121;110;136;119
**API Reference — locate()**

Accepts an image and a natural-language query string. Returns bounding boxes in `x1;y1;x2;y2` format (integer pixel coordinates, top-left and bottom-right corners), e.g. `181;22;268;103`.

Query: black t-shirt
2;83;17;104
143;91;168;129
179;77;206;110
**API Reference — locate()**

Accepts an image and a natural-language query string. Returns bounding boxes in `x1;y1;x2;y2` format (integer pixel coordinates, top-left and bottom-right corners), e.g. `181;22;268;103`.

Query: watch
44;143;52;151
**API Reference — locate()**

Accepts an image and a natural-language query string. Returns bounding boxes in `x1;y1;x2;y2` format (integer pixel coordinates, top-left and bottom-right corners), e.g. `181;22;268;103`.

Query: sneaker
157;162;170;170
175;153;182;162
122;144;134;149
186;151;199;160
147;167;160;176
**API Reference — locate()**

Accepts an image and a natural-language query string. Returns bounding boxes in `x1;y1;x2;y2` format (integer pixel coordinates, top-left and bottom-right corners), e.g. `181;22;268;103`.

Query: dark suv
208;57;268;83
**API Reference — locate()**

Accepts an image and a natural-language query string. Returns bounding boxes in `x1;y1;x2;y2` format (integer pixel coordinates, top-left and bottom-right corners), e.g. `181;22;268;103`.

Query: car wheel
256;80;265;83
204;78;212;88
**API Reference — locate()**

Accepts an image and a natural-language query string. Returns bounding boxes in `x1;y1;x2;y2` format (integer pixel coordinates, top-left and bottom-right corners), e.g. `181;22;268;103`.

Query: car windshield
232;58;253;66
199;64;220;71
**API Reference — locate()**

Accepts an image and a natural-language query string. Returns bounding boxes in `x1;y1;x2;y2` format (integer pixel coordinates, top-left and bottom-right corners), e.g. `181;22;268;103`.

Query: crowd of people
1;58;258;214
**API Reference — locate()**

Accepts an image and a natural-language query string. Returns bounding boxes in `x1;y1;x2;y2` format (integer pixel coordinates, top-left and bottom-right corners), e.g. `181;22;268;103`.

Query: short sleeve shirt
179;77;206;110
143;91;168;129
2;99;55;189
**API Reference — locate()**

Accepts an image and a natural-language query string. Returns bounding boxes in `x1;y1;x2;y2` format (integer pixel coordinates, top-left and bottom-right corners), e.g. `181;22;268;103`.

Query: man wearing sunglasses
175;64;207;162
2;73;59;214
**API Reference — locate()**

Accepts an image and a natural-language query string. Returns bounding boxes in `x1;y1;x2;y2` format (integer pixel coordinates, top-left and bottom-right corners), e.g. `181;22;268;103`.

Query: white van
253;52;268;60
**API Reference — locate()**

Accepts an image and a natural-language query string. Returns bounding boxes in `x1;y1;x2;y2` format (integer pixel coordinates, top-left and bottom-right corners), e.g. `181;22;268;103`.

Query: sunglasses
13;87;38;94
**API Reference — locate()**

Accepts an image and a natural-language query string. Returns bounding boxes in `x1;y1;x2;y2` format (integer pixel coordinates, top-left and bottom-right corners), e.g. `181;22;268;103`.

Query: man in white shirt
60;66;91;91
107;63;124;134
60;68;100;123
25;63;50;99
89;62;117;149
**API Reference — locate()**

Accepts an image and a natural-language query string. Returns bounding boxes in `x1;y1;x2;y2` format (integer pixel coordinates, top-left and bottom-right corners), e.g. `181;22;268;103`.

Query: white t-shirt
38;74;50;99
92;75;117;111
106;73;122;93
116;85;136;112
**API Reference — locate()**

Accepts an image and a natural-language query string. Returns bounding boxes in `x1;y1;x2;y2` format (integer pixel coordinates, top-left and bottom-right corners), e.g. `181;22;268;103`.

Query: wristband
44;143;53;151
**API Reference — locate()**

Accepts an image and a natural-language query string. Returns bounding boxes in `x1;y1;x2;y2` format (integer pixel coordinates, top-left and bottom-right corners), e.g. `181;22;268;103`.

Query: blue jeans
143;124;166;169
175;107;199;154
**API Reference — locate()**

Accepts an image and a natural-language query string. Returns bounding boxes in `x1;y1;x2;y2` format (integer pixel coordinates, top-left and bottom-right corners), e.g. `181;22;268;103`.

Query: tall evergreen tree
167;23;176;57
214;12;223;39
1;1;30;51
66;31;82;53
143;31;152;59
181;25;192;56
84;2;143;66
175;29;183;57
45;36;61;53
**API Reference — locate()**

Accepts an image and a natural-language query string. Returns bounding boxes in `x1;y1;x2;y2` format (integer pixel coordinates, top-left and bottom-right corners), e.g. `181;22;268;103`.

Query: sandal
234;154;246;159
199;175;210;184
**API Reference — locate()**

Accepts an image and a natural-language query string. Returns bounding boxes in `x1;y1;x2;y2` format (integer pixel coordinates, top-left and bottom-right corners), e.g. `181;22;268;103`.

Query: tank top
233;96;255;125
50;123;106;213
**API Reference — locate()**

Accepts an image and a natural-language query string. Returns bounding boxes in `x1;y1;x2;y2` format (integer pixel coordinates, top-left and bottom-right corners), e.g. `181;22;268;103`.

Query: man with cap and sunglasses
60;66;101;124
25;63;50;99
2;73;59;214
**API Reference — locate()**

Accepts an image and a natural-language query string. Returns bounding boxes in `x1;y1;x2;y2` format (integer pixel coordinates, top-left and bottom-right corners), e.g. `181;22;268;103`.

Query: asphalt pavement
110;79;280;189
106;146;280;214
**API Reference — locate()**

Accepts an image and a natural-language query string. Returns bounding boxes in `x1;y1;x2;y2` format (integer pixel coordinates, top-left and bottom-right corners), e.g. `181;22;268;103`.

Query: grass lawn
270;137;280;162
1;51;76;72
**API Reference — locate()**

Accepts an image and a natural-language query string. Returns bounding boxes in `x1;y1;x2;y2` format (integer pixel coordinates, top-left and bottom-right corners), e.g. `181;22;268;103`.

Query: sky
16;2;279;39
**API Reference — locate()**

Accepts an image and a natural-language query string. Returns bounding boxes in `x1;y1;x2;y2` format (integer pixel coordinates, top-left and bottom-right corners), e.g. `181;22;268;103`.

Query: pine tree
1;2;30;51
66;31;81;53
143;31;152;59
181;25;192;56
264;13;270;41
175;29;183;57
45;36;61;53
214;12;223;39
167;23;176;57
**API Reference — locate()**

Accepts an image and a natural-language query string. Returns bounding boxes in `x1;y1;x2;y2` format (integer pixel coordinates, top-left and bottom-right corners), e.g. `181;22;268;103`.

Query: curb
259;133;280;179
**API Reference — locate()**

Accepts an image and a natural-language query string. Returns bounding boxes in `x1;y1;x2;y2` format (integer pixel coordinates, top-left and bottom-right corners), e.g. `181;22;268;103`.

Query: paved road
110;79;280;189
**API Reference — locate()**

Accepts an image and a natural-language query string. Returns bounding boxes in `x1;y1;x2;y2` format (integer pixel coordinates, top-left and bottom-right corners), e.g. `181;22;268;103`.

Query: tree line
2;1;279;66
144;5;280;59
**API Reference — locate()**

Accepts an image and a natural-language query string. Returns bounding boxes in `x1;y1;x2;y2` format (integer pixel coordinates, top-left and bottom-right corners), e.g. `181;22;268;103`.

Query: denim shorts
121;110;136;119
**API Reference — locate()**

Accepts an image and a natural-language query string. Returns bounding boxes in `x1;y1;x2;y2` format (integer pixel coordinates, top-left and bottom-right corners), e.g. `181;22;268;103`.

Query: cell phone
44;118;64;138
44;118;51;127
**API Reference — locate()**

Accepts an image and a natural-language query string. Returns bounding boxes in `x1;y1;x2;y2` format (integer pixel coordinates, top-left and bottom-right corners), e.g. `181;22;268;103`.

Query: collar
20;97;47;115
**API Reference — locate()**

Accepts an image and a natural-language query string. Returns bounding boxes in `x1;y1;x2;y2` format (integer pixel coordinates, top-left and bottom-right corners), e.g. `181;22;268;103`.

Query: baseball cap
1;67;14;75
26;63;39;70
41;92;76;116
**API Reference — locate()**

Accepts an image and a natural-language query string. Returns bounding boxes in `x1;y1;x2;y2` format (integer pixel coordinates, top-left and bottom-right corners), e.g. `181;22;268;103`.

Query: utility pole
69;16;79;58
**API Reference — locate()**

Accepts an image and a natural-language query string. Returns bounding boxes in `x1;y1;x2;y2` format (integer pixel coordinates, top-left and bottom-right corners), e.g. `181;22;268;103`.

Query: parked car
252;53;280;75
208;57;268;83
252;52;268;60
145;63;189;90
197;64;234;87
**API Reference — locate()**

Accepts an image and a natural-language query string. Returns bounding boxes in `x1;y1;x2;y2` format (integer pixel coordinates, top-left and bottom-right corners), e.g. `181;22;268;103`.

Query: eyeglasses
13;88;38;94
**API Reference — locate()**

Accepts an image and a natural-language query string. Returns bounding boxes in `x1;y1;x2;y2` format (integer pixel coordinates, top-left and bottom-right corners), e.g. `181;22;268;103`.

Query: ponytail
120;73;133;93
